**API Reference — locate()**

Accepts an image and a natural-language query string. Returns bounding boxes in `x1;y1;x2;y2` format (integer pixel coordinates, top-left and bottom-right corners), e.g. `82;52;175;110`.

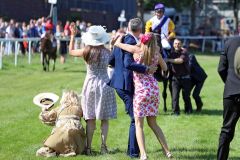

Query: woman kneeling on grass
36;90;86;157
69;23;117;155
113;32;172;160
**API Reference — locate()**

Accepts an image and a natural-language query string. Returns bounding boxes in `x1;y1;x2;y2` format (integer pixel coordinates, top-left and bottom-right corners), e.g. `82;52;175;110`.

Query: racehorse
154;35;173;112
40;32;57;71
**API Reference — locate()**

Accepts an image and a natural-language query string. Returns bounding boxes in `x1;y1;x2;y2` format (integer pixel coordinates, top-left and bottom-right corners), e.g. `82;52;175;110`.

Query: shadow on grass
152;147;214;160
160;109;222;116
153;147;239;160
173;147;214;152
194;109;222;116
85;148;124;156
166;147;216;160
179;154;239;160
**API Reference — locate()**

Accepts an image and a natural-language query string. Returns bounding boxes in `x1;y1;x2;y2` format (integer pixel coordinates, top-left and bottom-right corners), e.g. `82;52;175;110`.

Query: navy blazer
189;54;207;82
108;34;147;93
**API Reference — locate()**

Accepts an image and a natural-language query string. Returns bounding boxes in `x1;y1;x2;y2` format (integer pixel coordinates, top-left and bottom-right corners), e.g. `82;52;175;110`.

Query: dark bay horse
40;32;57;71
154;35;173;112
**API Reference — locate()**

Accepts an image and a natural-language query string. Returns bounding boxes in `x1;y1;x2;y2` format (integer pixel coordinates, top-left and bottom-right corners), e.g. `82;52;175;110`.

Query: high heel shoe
166;151;173;158
100;144;109;154
140;154;148;160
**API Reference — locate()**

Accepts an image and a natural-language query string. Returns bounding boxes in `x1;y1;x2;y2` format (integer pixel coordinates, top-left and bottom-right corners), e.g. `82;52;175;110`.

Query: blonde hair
60;90;81;109
141;32;157;66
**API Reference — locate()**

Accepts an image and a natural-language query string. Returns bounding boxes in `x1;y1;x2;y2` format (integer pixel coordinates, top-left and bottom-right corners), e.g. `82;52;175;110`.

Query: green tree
136;0;144;23
232;0;239;33
143;0;193;11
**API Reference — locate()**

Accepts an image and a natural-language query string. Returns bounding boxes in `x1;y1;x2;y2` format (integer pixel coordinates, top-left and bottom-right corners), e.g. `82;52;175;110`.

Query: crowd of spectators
0;17;92;59
0;16;239;57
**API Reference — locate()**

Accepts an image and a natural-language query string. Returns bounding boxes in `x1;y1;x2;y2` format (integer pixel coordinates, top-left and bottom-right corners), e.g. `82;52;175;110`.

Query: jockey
42;18;57;48
145;3;176;58
42;17;56;37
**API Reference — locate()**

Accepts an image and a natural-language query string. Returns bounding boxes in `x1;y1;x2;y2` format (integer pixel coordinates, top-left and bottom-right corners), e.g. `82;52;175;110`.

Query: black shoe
196;102;203;112
196;108;202;112
171;112;180;116
127;153;139;158
185;111;192;115
127;150;139;158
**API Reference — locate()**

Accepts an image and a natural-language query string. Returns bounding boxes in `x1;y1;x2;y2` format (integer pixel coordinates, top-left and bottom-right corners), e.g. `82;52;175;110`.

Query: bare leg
86;119;96;152
46;55;50;71
135;117;147;159
147;116;171;156
100;120;109;154
60;55;65;64
53;59;56;71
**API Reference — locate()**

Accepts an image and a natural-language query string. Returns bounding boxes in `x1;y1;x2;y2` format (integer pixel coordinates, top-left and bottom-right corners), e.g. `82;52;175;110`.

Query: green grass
0;53;240;160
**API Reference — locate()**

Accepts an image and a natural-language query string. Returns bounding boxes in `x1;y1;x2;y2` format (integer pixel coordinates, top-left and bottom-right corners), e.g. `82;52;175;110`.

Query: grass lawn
0;53;239;160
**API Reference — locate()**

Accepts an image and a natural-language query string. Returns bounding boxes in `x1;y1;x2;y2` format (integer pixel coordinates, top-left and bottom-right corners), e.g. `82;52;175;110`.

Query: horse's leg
162;79;168;112
52;58;56;71
42;54;46;71
168;74;173;112
46;55;50;72
168;77;173;97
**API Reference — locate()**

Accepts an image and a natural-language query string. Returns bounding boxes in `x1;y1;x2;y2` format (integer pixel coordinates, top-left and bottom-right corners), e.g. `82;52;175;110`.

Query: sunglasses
155;9;164;13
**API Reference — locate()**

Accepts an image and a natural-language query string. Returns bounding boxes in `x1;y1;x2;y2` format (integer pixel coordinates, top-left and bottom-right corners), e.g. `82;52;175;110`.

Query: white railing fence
0;37;81;69
0;36;239;69
177;36;226;53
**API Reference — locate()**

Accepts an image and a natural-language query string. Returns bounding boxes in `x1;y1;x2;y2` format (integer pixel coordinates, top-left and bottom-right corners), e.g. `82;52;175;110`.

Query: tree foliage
232;0;239;32
144;0;193;11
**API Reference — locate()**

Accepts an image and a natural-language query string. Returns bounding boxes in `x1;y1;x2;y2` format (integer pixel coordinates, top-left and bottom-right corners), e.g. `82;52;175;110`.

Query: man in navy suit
108;18;157;158
189;54;207;112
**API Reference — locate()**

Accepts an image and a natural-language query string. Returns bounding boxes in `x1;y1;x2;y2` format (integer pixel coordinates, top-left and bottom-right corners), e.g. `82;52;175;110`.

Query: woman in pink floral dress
114;32;172;160
133;54;160;118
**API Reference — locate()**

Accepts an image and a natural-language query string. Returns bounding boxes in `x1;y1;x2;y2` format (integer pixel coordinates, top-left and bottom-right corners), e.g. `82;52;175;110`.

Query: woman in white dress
69;23;117;155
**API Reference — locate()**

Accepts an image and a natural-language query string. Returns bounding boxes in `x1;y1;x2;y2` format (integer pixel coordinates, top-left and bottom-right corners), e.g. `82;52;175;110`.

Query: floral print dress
133;54;160;117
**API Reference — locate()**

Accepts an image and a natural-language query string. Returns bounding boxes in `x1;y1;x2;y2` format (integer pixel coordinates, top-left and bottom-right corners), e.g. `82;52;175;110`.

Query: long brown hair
141;32;157;66
82;45;104;64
